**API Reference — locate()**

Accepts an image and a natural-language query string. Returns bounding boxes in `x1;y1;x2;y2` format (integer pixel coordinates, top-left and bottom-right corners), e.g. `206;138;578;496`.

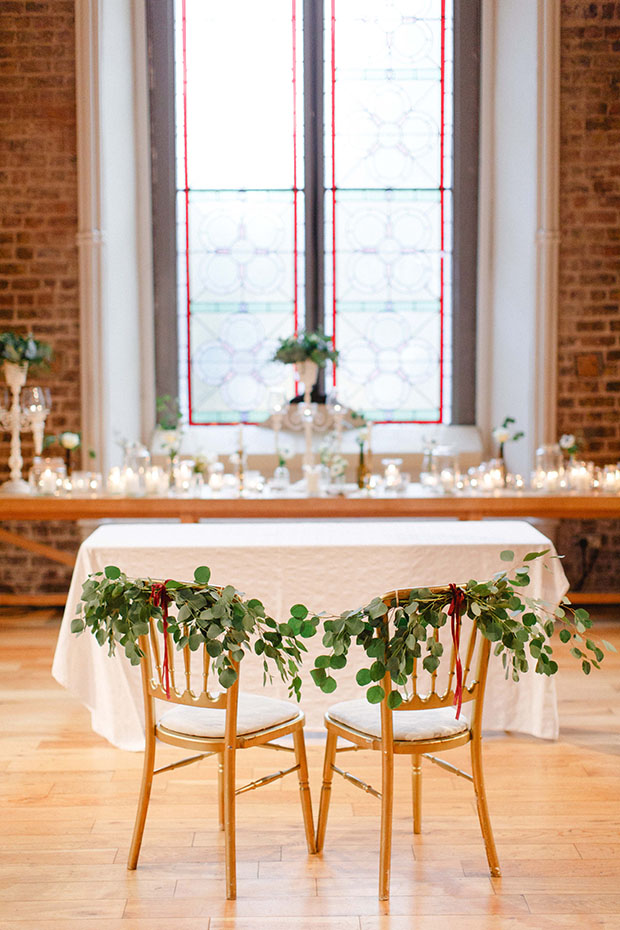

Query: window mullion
303;0;324;335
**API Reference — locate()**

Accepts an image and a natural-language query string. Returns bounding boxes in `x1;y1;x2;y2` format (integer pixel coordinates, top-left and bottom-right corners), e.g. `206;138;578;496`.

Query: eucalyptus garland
71;565;319;700
309;549;615;708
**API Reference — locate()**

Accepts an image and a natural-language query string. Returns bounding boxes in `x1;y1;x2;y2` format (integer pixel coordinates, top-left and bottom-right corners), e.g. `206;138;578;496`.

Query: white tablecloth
52;520;568;749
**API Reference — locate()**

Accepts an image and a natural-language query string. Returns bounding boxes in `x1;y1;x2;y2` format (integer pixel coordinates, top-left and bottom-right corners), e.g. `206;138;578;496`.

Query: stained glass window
176;0;453;425
176;0;303;424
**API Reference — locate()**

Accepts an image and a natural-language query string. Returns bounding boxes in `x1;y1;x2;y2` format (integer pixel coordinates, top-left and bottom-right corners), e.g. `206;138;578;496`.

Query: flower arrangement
308;549;613;706
71;565;320;701
319;436;347;481
155;395;183;463
0;331;53;369
272;331;338;367
492;416;524;455
44;431;82;473
559;433;580;458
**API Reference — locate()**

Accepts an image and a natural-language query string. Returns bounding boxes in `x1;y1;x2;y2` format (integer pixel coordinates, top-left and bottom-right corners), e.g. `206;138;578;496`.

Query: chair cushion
327;699;469;741
158;692;300;739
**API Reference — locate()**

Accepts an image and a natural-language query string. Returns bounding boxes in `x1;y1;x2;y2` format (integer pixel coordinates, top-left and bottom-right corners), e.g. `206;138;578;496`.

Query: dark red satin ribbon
448;583;465;718
151;581;171;698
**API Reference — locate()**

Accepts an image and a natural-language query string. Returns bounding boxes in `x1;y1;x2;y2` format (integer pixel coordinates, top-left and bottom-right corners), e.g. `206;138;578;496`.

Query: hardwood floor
0;607;619;929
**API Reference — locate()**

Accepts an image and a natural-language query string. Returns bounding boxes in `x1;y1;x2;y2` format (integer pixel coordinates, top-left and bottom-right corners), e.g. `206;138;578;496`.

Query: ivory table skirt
52;519;567;750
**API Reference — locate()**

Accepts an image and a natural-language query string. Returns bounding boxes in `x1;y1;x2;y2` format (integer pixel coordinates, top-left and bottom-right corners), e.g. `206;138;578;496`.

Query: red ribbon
448;583;465;718
151;581;171;699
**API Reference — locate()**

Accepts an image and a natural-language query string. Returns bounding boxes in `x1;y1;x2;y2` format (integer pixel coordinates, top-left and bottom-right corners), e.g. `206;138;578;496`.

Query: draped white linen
52;520;567;750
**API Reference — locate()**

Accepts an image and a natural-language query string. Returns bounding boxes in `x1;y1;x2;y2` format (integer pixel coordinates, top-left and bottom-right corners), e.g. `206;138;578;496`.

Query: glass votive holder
173;459;196;495
535;443;563;473
208;462;225;493
69;470;103;496
566;460;594;493
382;458;403;490
122;466;144;496
600;464;620;494
29;457;66;496
144;465;169;496
271;464;290;492
106;466;124;495
304;463;323;497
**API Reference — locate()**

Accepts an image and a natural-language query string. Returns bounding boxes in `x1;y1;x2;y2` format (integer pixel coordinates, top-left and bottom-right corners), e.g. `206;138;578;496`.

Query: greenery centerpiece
71;565;320;701
272;331;339;467
0;331;53;370
273;330;339;368
308;549;613;707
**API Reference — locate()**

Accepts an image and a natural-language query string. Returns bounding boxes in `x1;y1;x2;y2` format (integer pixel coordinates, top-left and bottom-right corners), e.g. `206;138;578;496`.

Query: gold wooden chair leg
379;741;394;901
316;728;338;852
470;735;501;877
223;744;237;899
217;753;225;831
293;726;317;854
412;754;422;835
127;727;156;870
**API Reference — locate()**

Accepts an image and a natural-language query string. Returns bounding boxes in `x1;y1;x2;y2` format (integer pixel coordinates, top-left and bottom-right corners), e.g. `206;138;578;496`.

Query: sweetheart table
52;519;568;750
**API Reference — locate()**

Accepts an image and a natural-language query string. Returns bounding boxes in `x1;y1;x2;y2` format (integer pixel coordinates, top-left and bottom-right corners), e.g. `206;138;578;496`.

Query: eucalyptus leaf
193;565;211;584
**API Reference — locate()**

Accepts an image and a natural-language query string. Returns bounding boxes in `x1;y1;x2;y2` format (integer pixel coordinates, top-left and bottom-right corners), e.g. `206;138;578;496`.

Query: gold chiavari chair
127;588;316;899
315;585;500;900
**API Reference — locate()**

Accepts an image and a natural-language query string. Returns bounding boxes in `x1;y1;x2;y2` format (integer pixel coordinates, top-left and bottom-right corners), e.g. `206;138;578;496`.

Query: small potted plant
273;331;338;403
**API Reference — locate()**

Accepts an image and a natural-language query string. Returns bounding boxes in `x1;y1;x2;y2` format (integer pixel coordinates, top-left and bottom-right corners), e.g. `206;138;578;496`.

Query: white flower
159;429;181;452
278;445;293;461
59;431;80;450
493;427;510;444
559;433;576;450
329;455;347;478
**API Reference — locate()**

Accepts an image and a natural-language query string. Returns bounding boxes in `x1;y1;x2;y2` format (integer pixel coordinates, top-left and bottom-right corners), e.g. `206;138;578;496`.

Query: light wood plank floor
0;607;619;930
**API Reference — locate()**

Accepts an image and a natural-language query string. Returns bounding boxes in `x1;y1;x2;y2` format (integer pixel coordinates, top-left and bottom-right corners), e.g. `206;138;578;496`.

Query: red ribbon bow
151;581;171;699
448;583;465;719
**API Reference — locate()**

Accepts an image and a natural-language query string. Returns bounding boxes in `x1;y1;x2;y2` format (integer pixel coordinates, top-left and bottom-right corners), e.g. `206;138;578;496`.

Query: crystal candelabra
296;359;319;466
0;363;51;494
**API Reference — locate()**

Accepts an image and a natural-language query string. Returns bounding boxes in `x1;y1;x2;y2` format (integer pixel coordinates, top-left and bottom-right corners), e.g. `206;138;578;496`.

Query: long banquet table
2;491;619;606
52;519;568;750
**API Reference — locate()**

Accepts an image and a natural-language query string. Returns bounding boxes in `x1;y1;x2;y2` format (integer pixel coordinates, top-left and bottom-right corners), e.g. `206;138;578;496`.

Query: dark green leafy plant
309;549;614;707
71;565;320;701
273;331;338;367
0;331;53;368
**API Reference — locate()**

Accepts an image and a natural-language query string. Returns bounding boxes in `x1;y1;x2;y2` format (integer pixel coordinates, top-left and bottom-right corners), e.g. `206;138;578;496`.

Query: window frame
147;0;480;427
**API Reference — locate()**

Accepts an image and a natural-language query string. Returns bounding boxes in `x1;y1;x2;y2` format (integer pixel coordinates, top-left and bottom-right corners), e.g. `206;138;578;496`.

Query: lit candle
106;467;124;495
39;468;57;495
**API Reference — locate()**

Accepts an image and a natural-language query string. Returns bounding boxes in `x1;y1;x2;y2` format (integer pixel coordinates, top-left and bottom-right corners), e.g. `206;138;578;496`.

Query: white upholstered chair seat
158;692;300;739
327;699;469;741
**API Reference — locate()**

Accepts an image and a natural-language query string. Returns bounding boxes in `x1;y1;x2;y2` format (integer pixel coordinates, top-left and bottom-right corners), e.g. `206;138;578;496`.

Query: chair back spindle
380;585;489;715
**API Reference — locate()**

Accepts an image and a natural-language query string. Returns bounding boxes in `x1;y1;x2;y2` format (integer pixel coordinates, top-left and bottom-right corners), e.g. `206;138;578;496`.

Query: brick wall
558;0;620;461
0;0;81;597
557;1;620;592
0;1;618;598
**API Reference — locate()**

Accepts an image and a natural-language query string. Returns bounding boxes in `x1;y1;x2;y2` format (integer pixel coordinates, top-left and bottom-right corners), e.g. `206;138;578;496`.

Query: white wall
477;0;559;479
